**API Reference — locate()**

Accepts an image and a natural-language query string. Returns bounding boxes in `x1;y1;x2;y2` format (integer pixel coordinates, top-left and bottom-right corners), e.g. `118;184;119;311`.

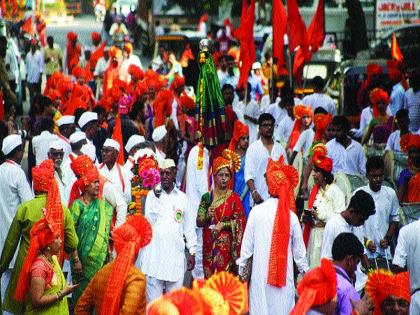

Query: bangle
56;291;60;301
365;239;373;248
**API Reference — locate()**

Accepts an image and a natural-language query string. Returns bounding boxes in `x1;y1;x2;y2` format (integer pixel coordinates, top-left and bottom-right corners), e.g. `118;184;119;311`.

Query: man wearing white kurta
185;143;211;279
140;159;197;303
151;125;167;164
56;115;76;161
47;141;72;205
0;135;33;312
321;190;376;292
392;219;420;315
237;159;308;315
124;134;145;173
245;113;287;206
98;139;132;203
302;76;337;116
355;156;399;260
327;116;366;176
32;119;60;165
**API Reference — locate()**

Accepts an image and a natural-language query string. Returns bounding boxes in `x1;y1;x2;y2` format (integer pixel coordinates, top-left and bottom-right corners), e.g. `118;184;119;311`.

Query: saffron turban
290;258;337;315
212;149;241;176
228;120;249;151
365;270;410;315
312;143;333;172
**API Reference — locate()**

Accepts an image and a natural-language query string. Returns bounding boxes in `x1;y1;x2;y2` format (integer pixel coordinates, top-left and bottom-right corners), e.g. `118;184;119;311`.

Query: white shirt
94;57;110;76
385;130;402;153
356;185;399;258
302;92;337;116
57;135;72;161
293;128;315;157
275;115;295;144
237;199;308;315
25;49;44;83
140;187;197;282
98;162;132;203
0;160;33;266
244;139;288;202
265;101;286;136
5;48;17;81
326;138;366;176
321;213;367;291
232;99;246;124
392;220;420;293
32;131;60;165
351;107;373;139
244;100;260;144
55;169;71;206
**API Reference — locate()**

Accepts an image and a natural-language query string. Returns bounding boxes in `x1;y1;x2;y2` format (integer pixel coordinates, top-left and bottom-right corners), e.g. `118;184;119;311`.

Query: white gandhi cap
78;112;98;129
69;131;87;144
125;135;145;153
159;158;176;169
103;138;120;152
1;134;22;155
152;125;167;142
56;115;75;127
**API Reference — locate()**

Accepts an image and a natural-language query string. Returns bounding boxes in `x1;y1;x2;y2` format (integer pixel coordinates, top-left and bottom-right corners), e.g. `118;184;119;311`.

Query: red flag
287;0;307;53
233;0;256;89
391;32;403;62
112;114;125;165
272;0;287;67
21;16;34;35
306;0;325;56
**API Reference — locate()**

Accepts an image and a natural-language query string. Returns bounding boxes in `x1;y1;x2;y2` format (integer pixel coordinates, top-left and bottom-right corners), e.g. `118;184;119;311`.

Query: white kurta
185;144;210;279
326;139;366;176
32;130;59;165
321;214;367;291
244;139;288;202
244;100;261;144
265;102;286;137
356;185;399;258
392;220;420;315
98;162;132;203
302;92;337;116
0;161;34;264
275;115;295;145
140;188;197;282
307;183;345;268
57;135;72;161
293;128;315;157
350;107;372;139
237;198;308;315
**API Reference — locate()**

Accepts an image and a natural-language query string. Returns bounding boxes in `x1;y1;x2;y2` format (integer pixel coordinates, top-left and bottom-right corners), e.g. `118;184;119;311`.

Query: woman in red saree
197;149;246;278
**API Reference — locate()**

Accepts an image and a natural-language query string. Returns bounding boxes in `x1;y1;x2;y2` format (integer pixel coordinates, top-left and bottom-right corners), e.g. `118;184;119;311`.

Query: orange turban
101;216;152;315
124;43;133;54
153;89;174;127
128;64;144;81
212;149;241;177
91;31;101;43
312;143;333;172
228;120;249;151
132;81;148;103
170;74;185;91
365;270;410;315
289;105;313;149
313;113;332;142
109;46;122;59
293;104;313;120
67;32;78;42
72;66;87;80
47;89;61;101
369;88;390;117
14;218;57;302
400;133;420;153
290;258;337;315
178;93;196;111
68;155;99;207
266;157;299;287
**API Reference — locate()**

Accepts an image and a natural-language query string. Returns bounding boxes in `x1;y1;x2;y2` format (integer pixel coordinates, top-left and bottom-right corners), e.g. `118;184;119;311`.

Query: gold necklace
41;253;54;266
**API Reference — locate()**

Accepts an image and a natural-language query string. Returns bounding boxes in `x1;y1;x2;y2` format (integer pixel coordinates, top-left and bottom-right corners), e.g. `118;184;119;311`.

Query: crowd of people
0;18;419;315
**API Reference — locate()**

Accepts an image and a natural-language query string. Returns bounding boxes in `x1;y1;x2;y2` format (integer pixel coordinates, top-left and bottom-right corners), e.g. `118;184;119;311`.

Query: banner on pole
375;0;418;34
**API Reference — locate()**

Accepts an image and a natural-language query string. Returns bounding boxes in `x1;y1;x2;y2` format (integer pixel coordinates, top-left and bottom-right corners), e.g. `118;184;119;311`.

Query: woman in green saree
68;156;114;304
14;218;78;315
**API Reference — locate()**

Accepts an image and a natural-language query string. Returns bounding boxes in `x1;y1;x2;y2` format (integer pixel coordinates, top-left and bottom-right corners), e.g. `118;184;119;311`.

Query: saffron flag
306;0;325;56
112;114;125;165
21;16;34;35
391;32;403;62
272;0;287;68
287;0;307;53
233;0;256;89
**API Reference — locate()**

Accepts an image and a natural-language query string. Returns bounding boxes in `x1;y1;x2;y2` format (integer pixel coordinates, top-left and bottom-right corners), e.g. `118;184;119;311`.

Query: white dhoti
1;269;15;315
307;227;325;269
146;276;184;304
191;228;204;279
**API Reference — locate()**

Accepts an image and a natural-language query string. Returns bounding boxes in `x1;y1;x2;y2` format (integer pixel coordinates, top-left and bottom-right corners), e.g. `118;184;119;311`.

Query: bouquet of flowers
129;150;161;215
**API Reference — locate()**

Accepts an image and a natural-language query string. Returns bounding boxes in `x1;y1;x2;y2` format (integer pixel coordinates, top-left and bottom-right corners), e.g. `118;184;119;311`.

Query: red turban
108;46;121;59
367;63;383;77
153;89;174;127
91;31;101;43
14;218;57;302
67;32;78;42
72;66;87;80
128;64;144;81
312;143;333;172
170;74;185;91
47;89;61;101
68;155;99;207
313;113;333;142
369;88;390;117
289;105;313;150
400;133;420;153
365;270;410;315
290;259;337;315
228;120;249;150
132;81;148;103
178;93;196;111
293;104;313;120
266;157;299;287
101;215;152;315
